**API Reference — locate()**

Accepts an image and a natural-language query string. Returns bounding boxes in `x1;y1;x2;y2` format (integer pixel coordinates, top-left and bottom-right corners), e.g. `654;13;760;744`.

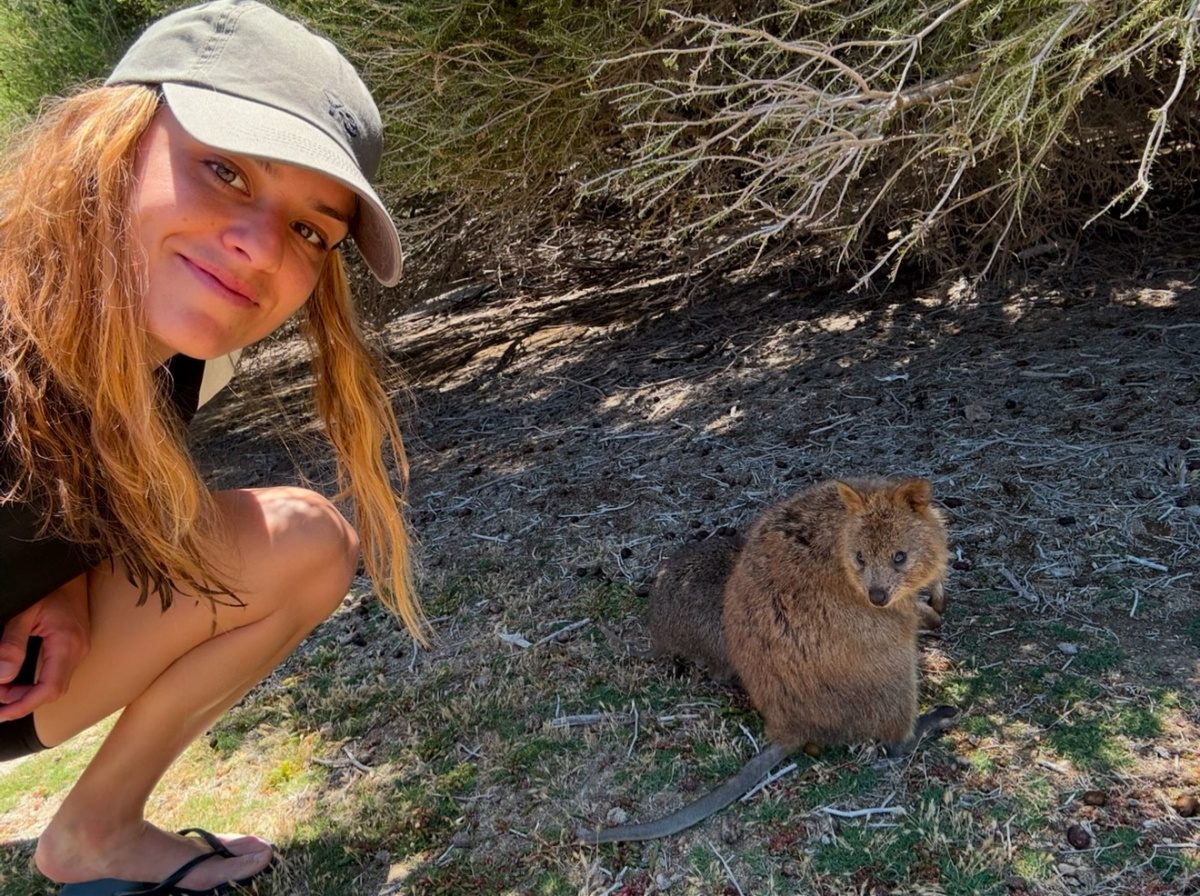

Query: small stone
964;402;991;423
1005;875;1029;891
450;830;471;848
1081;789;1108;807
1067;823;1092;849
1057;862;1080;878
1175;794;1199;817
780;861;803;878
1057;642;1080;655
605;807;629;825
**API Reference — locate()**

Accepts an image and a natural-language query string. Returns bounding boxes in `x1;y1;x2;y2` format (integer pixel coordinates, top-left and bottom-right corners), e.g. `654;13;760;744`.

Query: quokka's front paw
917;580;946;631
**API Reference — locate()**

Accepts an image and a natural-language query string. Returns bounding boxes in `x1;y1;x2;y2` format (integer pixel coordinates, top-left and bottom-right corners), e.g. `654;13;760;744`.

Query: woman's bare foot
35;819;273;889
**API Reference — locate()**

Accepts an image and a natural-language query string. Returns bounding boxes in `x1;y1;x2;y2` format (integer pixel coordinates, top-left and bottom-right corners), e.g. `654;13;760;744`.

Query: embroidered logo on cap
326;92;361;140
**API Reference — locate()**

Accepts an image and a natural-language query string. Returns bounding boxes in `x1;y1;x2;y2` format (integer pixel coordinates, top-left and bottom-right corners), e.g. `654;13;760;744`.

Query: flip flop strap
176;828;236;859
117;846;225;896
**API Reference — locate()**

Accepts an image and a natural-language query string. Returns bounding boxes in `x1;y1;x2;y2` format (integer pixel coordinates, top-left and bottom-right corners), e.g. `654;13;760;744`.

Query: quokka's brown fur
647;532;744;684
723;476;949;750
578;477;953;845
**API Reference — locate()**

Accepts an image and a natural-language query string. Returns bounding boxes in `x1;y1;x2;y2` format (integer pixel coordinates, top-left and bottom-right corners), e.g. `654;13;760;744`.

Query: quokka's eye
855;551;865;567
893;551;907;565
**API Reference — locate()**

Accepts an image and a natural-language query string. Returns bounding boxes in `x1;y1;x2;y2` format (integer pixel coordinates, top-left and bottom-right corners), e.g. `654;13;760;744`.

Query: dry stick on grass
626;701;640;759
998;566;1041;606
707;840;746;896
551;712;632;729
821;804;908;819
550;710;703;730
496;619;592;650
740;761;798;803
313;746;373;774
532;618;592;648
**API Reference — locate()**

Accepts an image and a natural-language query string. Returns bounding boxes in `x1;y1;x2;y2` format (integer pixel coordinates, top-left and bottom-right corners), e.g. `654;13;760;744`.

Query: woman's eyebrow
312;200;352;226
249;157;354;224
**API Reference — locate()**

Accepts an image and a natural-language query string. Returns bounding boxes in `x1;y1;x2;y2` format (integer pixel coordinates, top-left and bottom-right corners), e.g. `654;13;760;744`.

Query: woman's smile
129;106;354;362
178;254;258;308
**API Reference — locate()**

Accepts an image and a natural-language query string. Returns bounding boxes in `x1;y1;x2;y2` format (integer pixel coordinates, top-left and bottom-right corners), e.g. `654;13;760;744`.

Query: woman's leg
30;486;358;889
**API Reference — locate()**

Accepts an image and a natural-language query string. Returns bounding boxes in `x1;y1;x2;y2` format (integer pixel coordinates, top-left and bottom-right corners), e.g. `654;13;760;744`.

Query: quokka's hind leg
882;705;959;758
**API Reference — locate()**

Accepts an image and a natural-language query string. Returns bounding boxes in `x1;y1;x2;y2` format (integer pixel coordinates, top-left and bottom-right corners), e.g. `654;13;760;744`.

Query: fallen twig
1124;554;1168;572
707;841;745;896
998;566;1040;604
821;804;908;819
741;761;798;802
531;618;592;648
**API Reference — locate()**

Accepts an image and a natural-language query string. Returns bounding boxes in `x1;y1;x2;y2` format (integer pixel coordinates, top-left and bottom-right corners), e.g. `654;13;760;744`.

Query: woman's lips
181;255;257;307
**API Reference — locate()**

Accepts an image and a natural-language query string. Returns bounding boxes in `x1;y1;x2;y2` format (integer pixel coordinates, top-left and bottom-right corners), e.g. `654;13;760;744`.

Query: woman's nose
221;208;285;272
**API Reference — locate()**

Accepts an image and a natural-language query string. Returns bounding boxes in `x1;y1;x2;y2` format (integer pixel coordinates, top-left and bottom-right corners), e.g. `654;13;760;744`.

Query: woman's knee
223;487;360;619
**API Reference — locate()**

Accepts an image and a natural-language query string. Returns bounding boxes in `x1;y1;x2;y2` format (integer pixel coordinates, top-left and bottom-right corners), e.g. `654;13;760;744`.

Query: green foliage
305;0;655;198
6;0;1196;284
0;0;165;123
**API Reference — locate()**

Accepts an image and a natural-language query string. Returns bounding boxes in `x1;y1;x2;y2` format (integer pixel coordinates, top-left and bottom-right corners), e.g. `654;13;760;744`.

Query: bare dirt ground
187;219;1200;895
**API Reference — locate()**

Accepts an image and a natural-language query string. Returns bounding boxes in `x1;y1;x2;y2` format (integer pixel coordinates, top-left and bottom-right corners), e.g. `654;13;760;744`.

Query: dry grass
3;222;1200;894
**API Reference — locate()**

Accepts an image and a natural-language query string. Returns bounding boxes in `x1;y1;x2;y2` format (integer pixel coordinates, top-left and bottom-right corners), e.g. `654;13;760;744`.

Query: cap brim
162;83;402;286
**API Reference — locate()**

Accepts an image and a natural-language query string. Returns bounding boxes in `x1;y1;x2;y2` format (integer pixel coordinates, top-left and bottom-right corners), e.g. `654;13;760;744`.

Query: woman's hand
0;575;90;720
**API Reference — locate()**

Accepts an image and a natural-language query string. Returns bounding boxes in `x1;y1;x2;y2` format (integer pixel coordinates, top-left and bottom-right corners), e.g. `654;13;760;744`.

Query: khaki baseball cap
107;0;402;286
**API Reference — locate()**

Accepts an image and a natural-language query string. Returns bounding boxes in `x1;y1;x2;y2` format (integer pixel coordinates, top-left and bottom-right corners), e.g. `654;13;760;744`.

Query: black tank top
0;354;205;624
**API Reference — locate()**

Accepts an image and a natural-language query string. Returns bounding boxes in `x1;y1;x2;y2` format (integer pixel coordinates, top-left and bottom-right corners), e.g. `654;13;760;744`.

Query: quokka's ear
835;480;867;514
894;478;933;512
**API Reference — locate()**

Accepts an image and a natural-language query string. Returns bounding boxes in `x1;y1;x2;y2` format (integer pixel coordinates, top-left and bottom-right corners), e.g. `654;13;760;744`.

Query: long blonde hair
0;85;425;640
305;254;422;640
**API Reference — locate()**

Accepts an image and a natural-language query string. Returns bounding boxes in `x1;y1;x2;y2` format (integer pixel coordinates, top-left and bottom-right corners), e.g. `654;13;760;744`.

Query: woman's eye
207;160;246;191
893;551;907;565
293;222;328;249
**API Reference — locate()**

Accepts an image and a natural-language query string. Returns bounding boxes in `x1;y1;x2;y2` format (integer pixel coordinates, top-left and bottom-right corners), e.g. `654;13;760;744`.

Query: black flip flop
57;828;273;896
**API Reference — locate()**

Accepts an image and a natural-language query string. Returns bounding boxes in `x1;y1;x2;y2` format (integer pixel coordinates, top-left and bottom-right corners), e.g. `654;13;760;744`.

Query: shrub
0;0;165;123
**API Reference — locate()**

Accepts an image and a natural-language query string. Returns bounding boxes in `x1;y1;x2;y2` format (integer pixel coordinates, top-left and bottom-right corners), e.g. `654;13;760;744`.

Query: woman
0;2;424;893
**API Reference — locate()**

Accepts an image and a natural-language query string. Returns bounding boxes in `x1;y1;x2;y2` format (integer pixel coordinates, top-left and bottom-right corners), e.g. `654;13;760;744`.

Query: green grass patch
0;842;53;896
1111;703;1164;738
495;736;580;785
397;853;529;896
1073;643;1124;673
1097;826;1142;868
0;720;109;814
581;580;641;622
1045;717;1133;772
797;758;882;809
1012;848;1056;882
1184;614;1200;648
811;822;914;883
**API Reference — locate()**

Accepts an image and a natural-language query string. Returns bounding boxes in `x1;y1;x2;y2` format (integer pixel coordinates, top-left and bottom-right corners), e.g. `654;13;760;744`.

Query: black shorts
0;714;45;761
0;636;46;761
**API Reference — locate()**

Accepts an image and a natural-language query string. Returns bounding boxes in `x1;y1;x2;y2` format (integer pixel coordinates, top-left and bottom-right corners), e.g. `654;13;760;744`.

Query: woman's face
129;106;357;362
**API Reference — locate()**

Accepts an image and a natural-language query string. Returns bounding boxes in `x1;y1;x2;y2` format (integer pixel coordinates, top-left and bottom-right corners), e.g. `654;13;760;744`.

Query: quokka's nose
868;586;889;606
